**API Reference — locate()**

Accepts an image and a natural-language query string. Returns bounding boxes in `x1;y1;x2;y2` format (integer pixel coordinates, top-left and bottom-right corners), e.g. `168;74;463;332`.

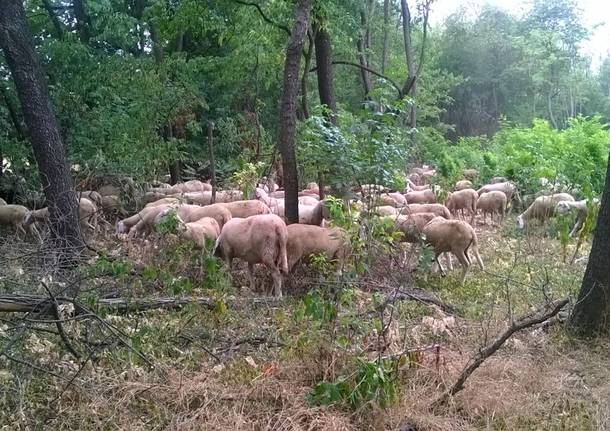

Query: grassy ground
1;213;609;430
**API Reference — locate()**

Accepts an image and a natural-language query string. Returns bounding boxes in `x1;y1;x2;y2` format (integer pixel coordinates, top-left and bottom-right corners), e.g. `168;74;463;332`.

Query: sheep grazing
454;180;473;191
477;181;518;205
477;191;507;225
100;195;125;217
145;197;182;208
255;188;324;225
393;212;437;243
143;191;180;204
405;203;451;219
25;198;99;233
387;192;407;207
154;210;221;249
286;224;349;271
176;203;233;228
214;214;288;298
462;169;478;181
221;200;271;218
0;204;37;238
406;180;430;192
375;205;401;217
117;204;170;236
556;198;599;237
98;184;121;197
517;193;575;229
422;217;484;284
298;195;320;206
404;189;436;204
151;180;212;195
445;189;478;224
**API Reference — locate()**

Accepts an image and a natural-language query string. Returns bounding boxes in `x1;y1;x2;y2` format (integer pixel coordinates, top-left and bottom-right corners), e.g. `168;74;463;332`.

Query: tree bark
357;10;373;97
570;150;610;334
400;0;417;127
278;0;312;224
207;121;217;203
150;22;164;64
0;0;84;259
382;0;390;75
299;29;315;120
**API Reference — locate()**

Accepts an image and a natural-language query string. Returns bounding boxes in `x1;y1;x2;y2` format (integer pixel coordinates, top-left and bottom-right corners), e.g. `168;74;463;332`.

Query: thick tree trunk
400;0;417;127
382;0;390;74
0;0;83;259
278;0;312;224
570;151;610;334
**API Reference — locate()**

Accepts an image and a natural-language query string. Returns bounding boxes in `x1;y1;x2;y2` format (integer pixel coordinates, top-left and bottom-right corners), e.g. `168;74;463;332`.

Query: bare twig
231;0;291;36
431;298;570;409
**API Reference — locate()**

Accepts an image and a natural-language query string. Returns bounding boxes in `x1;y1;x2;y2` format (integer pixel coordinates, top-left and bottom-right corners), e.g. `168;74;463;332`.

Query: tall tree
278;0;312;224
400;0;416;127
0;0;84;259
570;153;610;334
381;0;390;74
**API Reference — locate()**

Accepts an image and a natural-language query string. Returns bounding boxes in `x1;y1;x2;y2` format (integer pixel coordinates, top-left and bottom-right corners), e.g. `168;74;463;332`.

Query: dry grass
2;213;610;430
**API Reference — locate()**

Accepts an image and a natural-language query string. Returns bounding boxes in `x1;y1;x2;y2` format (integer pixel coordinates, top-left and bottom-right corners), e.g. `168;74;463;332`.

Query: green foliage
308;358;397;410
228;162;266;198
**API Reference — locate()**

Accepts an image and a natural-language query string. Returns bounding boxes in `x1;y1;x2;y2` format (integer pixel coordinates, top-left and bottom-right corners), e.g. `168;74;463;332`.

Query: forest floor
1;214;609;430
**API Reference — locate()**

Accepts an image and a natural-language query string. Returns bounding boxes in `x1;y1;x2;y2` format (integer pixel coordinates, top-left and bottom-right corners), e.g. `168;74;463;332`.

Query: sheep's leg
454;250;470;284
445;252;453;271
247;263;257;292
472;245;485;270
271;267;283;298
435;253;446;277
569;217;583;238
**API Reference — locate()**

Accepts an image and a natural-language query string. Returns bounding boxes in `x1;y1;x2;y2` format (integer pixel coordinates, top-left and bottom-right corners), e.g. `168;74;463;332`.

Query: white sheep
476;191;507;225
422;217;485;284
406;180;430;192
462;169;478;181
0;204;37;238
404;203;451;219
254;188;324;225
286;224;349;271
0;198;8;206
117;204;171;237
25;198;99;233
404;189;436;204
445;189;478;224
392;212;438;244
454;180;473;191
214;214;288;297
220;200;271;218
556;198;599;237
145;197;183;208
517;193;575;229
175;203;233;228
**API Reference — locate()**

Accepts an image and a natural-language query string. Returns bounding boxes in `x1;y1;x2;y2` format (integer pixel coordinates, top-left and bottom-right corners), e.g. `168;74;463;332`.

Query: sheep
361;184;387;194
220;200;271;218
375;205;400;217
143;191;180;204
556;198;599;237
77;190;103;207
183;190;244;206
387;192;407;207
0;198;6;206
406;180;430;192
422;217;484;283
298;195;321;206
286;224;349;271
462;169;478;181
145;197;182;208
150;180;211;195
100;195;126;217
98;184;121;197
214;214;288;297
117;204;170;236
154;208;221;248
270;190;320;200
476;191;507;225
454;180;473;191
254;188;323;225
25;198;99;233
405;189;436;204
477;181;518;206
0;204;37;238
445;189;478;224
405;203;451;219
517;193;575;229
393;212;438;243
175;203;233;228
306;182;319;191
408;173;422;185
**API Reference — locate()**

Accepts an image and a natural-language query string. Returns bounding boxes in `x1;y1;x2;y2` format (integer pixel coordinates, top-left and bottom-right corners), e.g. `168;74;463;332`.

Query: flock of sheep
0;167;596;296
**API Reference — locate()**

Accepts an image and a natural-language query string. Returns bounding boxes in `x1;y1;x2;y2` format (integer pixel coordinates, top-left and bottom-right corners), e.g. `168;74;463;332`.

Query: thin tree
278;0;312;224
570;153;610;334
0;0;84;259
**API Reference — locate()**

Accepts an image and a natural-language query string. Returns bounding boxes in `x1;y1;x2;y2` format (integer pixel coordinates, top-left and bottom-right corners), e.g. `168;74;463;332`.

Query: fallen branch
431;298;569;409
385;288;458;315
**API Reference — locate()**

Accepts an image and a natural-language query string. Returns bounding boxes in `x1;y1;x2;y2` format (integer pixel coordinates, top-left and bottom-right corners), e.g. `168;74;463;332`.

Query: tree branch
310;60;404;97
231;0;291;36
432;298;570;409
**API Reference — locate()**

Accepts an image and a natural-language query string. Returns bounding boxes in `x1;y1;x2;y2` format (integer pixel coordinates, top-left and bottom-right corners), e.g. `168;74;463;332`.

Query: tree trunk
150;22;164;64
548;90;558;129
0;0;84;259
278;0;312;224
357;10;373;97
73;0;91;43
570;151;610;334
207;121;217;203
382;0;390;74
400;0;416;127
299;29;315;120
314;25;337;201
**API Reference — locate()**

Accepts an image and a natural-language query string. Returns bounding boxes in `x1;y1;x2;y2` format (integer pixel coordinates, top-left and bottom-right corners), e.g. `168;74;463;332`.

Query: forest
0;0;609;429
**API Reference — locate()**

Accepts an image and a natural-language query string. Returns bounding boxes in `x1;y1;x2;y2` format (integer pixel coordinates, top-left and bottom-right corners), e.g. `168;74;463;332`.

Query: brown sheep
454;180;473;191
422;217;484;284
477;191;507;225
0;204;37;238
286;225;349;271
214;214;288;297
404;190;437;204
404;204;451;219
220;200;271;218
445;189;478;224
